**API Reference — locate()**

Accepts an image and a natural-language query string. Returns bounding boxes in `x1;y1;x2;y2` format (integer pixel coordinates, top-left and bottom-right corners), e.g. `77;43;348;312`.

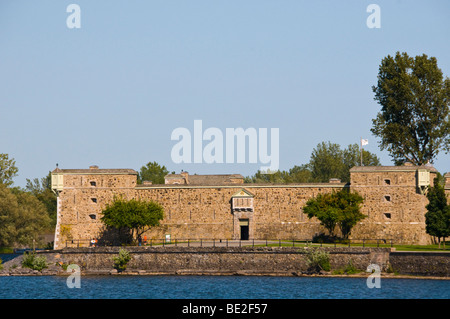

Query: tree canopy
425;175;450;248
25;172;57;226
0;153;18;187
303;189;366;239
310;142;380;183
245;141;380;184
371;52;450;165
0;183;52;247
138;161;169;184
101;197;164;244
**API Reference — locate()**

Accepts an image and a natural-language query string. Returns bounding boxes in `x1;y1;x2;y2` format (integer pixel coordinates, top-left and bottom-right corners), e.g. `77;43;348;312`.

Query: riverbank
1;246;449;278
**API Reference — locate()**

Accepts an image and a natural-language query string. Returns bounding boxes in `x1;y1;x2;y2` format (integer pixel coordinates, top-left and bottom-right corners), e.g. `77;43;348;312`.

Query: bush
21;252;48;271
304;248;331;272
113;248;131;271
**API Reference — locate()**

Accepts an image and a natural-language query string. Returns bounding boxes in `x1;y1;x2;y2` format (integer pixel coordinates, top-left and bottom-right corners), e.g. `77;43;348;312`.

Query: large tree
303;189;365;239
0;184;52;247
101;197;164;244
371;52;450;165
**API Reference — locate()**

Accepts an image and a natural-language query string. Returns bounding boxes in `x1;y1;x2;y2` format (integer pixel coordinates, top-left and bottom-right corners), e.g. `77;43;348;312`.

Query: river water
0;275;448;299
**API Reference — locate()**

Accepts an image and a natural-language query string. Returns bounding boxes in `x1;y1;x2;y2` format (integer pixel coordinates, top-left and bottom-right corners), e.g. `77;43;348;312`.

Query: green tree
425;176;450;248
138;161;169;184
0;184;52;247
101;197;164;244
334;189;366;239
0;153;18;187
25;172;57;226
310;142;380;183
371;52;450;165
288;165;314;183
244;169;291;184
309;142;345;183
303;189;365;239
343;144;381;172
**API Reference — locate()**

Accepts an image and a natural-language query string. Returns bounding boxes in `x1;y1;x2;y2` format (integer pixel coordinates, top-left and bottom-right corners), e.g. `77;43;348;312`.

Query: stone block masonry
2;247;449;277
51;164;446;249
48;246;393;276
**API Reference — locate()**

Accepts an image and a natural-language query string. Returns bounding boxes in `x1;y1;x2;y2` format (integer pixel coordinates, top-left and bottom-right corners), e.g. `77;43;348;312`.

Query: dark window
384;213;391;219
90;181;97;186
91;198;97;203
384;195;391;202
384;179;391;185
89;214;96;220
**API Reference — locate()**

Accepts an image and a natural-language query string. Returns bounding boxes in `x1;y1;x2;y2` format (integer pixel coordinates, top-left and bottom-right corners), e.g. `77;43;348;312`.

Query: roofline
52;169;138;175
135;183;349;189
350;165;438;173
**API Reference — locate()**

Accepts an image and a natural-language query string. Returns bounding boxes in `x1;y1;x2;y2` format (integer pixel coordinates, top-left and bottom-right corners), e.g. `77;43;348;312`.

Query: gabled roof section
231;188;255;198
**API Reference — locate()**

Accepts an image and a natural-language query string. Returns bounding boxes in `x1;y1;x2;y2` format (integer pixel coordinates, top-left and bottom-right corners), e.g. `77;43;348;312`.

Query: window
384;179;391;185
384;195;391;202
91;198;97;203
89;214;96;220
90;181;97;187
384;213;391;219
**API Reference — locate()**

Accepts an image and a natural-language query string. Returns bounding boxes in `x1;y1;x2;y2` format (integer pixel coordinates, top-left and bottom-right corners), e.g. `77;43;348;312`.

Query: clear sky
1;0;449;187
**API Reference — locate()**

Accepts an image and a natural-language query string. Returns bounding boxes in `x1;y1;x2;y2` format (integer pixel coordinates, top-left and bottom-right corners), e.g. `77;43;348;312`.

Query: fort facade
51;164;450;249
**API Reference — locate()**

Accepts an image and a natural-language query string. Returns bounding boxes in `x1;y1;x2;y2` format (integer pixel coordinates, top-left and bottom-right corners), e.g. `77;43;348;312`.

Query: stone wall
52;246;392;275
389;252;450;277
53;165;441;249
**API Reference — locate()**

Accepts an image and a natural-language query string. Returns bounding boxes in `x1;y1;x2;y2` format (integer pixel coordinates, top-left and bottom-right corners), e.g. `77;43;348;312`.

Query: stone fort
51;164;450;249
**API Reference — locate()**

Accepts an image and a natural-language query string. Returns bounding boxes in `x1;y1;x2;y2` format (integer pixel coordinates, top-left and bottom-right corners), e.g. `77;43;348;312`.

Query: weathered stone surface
52;165;447;249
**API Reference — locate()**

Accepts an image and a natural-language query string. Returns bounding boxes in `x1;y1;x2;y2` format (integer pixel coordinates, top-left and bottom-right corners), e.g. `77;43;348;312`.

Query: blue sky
1;0;449;187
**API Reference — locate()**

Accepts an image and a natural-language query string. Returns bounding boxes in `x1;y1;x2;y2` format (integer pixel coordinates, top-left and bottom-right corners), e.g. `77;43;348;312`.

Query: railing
64;238;394;248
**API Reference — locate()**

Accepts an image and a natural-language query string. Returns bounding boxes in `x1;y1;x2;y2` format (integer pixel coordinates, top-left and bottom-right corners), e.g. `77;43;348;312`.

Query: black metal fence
64;238;394;248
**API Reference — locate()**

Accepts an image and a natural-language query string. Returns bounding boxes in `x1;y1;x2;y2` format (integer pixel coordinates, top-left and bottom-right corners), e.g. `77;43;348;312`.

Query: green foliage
425;176;450;247
371;52;450;165
25;172;57;227
21;252;48;271
310;142;380;183
0;258;3;271
245;142;380;184
0;153;19;187
138;161;169;185
113;248;131;271
101;197;164;243
0;183;52;247
303;189;365;239
332;260;361;275
304;248;331;272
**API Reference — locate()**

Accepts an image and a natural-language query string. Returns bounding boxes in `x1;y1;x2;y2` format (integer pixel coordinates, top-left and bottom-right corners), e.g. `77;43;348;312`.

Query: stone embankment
1;246;449;277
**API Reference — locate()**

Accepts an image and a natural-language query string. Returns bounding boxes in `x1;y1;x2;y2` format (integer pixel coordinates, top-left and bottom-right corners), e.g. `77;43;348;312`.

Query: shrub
304;248;331;272
113;248;131;271
21;252;48;271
